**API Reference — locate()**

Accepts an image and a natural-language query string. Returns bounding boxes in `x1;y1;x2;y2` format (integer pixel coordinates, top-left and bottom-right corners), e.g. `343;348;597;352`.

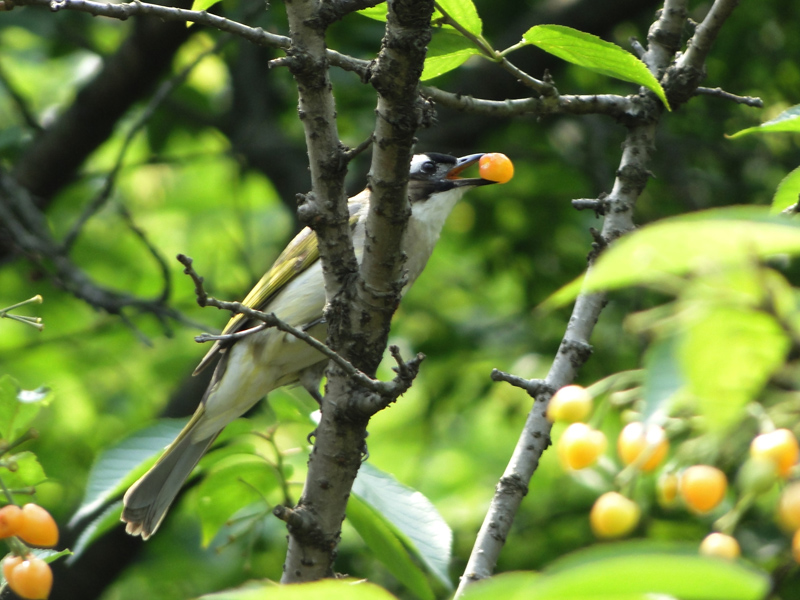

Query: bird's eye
421;161;436;174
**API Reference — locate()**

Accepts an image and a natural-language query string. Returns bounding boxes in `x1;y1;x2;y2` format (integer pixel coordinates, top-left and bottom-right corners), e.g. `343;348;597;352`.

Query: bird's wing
193;196;365;375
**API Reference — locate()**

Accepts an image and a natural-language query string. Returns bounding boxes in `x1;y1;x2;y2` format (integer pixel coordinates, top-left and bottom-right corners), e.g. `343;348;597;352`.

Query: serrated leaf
641;337;683;423
434;0;482;36
543;207;800;308
0;375;48;441
69;501;123;562
728;104;800;138
194;454;279;547
199;578;400;600
421;30;481;81
771;165;800;214
522;25;670;110
70;418;189;525
352;462;452;589
679;306;788;430
461;542;768;600
347;494;434;600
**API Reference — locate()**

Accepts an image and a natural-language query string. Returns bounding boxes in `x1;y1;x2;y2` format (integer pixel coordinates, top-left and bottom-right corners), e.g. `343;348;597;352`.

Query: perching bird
121;152;499;539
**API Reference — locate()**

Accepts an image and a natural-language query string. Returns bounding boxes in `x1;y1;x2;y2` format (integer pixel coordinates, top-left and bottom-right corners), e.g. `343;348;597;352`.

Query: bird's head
408;153;496;203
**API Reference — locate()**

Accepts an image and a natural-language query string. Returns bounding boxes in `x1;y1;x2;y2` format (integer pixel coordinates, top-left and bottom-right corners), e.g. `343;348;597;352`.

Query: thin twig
695;86;763;107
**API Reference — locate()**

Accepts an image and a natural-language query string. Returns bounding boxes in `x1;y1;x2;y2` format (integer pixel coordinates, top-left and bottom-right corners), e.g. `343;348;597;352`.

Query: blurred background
1;0;799;598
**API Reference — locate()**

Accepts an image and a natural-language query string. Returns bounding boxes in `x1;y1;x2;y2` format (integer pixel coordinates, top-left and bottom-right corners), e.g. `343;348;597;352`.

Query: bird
121;152;498;539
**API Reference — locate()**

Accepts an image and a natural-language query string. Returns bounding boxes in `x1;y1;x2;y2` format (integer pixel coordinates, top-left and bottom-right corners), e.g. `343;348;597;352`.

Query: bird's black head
408;153;495;203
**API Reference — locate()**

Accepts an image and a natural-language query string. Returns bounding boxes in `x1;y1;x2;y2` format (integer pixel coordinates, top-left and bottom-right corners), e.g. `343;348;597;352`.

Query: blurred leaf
770;165;800;214
521;25;670;110
347;494;434;600
641;337;683;423
728;104;800;138
353;463;452;589
199;578;400;599
679;306;788;430
69;501;123;562
3;451;46;490
421;30;481;81
194;454;280;547
544;208;800;308
70;418;189;525
461;543;769;599
0;375;48;441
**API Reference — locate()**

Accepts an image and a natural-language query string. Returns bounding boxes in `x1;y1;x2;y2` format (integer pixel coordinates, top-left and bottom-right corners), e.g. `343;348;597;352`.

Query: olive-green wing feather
192;198;364;376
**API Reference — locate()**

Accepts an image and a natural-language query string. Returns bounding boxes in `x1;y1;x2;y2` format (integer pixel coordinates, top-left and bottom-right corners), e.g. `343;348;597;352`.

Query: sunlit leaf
3;451;46;491
199;578;400;600
421;30;481;81
353;463;452;589
679;306;788;430
727;104;800;138
347;494;434;600
190;0;221;14
357;4;388;22
521;25;670;110
543;207;800;308
69;418;189;525
770;165;800;214
434;0;482;35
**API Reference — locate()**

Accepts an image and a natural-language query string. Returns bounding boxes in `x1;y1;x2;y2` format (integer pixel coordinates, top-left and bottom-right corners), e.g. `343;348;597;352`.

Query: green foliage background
2;0;800;599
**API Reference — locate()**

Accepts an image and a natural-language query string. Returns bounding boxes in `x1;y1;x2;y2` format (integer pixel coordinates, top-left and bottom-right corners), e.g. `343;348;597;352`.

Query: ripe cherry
478;153;514;184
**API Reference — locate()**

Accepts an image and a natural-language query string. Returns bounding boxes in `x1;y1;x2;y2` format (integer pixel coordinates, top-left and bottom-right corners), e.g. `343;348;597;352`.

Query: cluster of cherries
548;384;800;560
1;503;58;599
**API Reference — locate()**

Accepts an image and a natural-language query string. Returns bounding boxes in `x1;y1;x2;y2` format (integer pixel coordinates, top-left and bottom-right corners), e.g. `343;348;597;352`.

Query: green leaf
357;4;388;22
190;0;221;13
641;337;683;423
0;375;50;441
69;501;123;562
727;104;800;138
3;451;47;492
352;462;452;589
194;454;280;547
679;306;788;430
421;30;481;81
69;418;189;525
543;207;800;308
347;494;434;600
771;164;800;214
461;543;769;599
434;0;482;36
521;25;670;110
199;578;400;600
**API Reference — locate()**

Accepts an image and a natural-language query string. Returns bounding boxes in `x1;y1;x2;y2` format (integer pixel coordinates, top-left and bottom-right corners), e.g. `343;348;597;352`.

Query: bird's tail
121;410;217;540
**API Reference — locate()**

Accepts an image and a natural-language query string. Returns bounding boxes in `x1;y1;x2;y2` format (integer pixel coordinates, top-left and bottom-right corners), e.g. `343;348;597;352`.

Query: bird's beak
446;153;496;187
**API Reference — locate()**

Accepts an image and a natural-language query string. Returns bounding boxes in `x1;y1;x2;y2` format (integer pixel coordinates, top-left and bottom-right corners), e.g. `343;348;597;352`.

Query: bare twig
695;86;763;107
11;0;371;78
